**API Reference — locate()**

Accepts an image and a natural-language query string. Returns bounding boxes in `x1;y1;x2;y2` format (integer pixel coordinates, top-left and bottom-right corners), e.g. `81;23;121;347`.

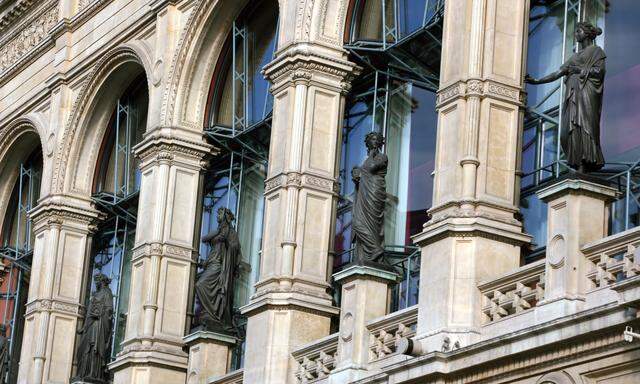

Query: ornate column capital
263;46;360;94
133;128;217;170
30;194;102;232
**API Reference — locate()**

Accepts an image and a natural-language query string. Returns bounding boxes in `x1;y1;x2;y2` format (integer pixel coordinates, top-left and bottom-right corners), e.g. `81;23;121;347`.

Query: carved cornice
0;0;37;31
0;1;58;81
134;131;214;167
437;79;525;108
30;196;103;230
264;48;360;93
264;172;340;195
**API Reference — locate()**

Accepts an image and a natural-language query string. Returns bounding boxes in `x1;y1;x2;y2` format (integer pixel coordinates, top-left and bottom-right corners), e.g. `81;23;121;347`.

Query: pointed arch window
87;75;148;360
0;148;42;383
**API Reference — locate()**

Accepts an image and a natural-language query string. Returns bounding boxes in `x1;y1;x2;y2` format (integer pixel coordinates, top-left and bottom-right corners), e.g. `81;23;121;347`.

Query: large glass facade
0;148;41;384
337;0;444;311
196;0;277;369
88;75;148;359
522;0;640;257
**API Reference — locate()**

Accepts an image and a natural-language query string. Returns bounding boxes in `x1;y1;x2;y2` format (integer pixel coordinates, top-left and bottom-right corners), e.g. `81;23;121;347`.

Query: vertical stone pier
412;0;532;353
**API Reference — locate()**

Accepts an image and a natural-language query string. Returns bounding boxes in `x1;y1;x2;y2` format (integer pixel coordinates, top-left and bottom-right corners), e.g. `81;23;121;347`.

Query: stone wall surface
0;1;639;384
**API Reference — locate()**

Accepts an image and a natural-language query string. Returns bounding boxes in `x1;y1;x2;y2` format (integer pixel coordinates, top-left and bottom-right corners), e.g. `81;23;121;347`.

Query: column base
184;330;238;384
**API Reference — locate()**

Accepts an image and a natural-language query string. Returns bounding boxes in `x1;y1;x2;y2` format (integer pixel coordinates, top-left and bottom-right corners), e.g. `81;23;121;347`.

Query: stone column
411;0;531;353
109;133;212;384
16;196;100;384
184;331;237;384
240;48;358;383
330;266;397;382
536;177;618;316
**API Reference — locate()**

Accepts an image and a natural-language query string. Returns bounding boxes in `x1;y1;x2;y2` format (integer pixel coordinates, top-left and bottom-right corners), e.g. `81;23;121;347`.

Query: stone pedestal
184;331;237;384
329;265;397;382
535;177;618;317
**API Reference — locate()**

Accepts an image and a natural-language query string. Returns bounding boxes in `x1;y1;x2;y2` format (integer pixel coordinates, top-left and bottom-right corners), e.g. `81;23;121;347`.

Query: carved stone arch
52;42;153;195
537;371;578;384
0;115;46;236
161;0;255;131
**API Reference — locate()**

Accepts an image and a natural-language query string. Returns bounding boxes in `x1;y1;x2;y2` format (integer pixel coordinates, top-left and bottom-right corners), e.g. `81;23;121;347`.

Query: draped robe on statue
560;44;606;171
75;286;113;381
195;223;241;331
352;151;388;263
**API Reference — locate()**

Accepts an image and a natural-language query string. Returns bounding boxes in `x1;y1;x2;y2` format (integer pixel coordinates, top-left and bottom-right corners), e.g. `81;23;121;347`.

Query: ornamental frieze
0;5;58;75
436;79;524;108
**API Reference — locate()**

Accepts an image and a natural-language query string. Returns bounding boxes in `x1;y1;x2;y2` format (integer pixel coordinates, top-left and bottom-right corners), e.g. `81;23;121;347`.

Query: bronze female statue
195;207;241;332
73;273;113;383
351;132;388;264
526;22;606;173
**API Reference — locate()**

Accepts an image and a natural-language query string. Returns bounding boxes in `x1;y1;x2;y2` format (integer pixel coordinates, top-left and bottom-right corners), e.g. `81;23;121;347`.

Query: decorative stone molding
265;172;339;195
436;79;525;108
264;49;360;93
209;369;243;384
0;0;38;31
25;298;84;317
134;131;214;168
0;2;58;76
29;196;102;231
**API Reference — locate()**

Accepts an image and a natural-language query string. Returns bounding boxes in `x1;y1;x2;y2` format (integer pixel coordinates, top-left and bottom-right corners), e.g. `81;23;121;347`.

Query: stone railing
292;333;338;383
208;369;243;384
478;260;546;323
583;228;640;290
366;305;417;361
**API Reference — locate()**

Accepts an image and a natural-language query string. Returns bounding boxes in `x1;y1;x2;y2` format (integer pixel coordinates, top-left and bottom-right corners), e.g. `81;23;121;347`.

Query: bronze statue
73;273;113;383
195;207;241;333
351;132;388;264
0;324;7;384
526;22;606;173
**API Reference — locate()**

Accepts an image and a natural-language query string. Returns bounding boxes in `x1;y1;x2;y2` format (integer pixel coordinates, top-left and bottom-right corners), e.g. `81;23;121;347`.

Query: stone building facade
0;0;639;383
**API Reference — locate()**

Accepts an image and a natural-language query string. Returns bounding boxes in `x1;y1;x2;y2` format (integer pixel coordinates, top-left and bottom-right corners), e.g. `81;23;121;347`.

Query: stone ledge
240;290;339;317
333;264;398;284
536;177;620;202
183;330;237;346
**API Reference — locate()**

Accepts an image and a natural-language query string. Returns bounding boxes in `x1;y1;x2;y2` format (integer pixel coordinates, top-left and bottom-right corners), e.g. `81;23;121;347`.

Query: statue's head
575;22;602;42
217;207;235;225
364;131;385;151
94;273;111;288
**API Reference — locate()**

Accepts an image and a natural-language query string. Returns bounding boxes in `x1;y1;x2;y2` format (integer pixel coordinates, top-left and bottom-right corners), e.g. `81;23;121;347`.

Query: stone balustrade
366;305;417;361
583;228;640;290
478;260;546;323
208;369;243;384
291;333;339;383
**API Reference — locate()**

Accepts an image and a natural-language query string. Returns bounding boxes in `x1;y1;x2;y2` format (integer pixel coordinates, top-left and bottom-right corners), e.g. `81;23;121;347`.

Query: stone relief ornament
351;132;388;265
195;207;241;333
72;274;114;384
0;324;7;383
0;6;58;75
525;22;606;173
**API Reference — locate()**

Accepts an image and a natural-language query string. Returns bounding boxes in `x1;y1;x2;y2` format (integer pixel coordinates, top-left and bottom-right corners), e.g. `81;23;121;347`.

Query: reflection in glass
210;0;278;131
0;148;42;383
88;76;148;360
